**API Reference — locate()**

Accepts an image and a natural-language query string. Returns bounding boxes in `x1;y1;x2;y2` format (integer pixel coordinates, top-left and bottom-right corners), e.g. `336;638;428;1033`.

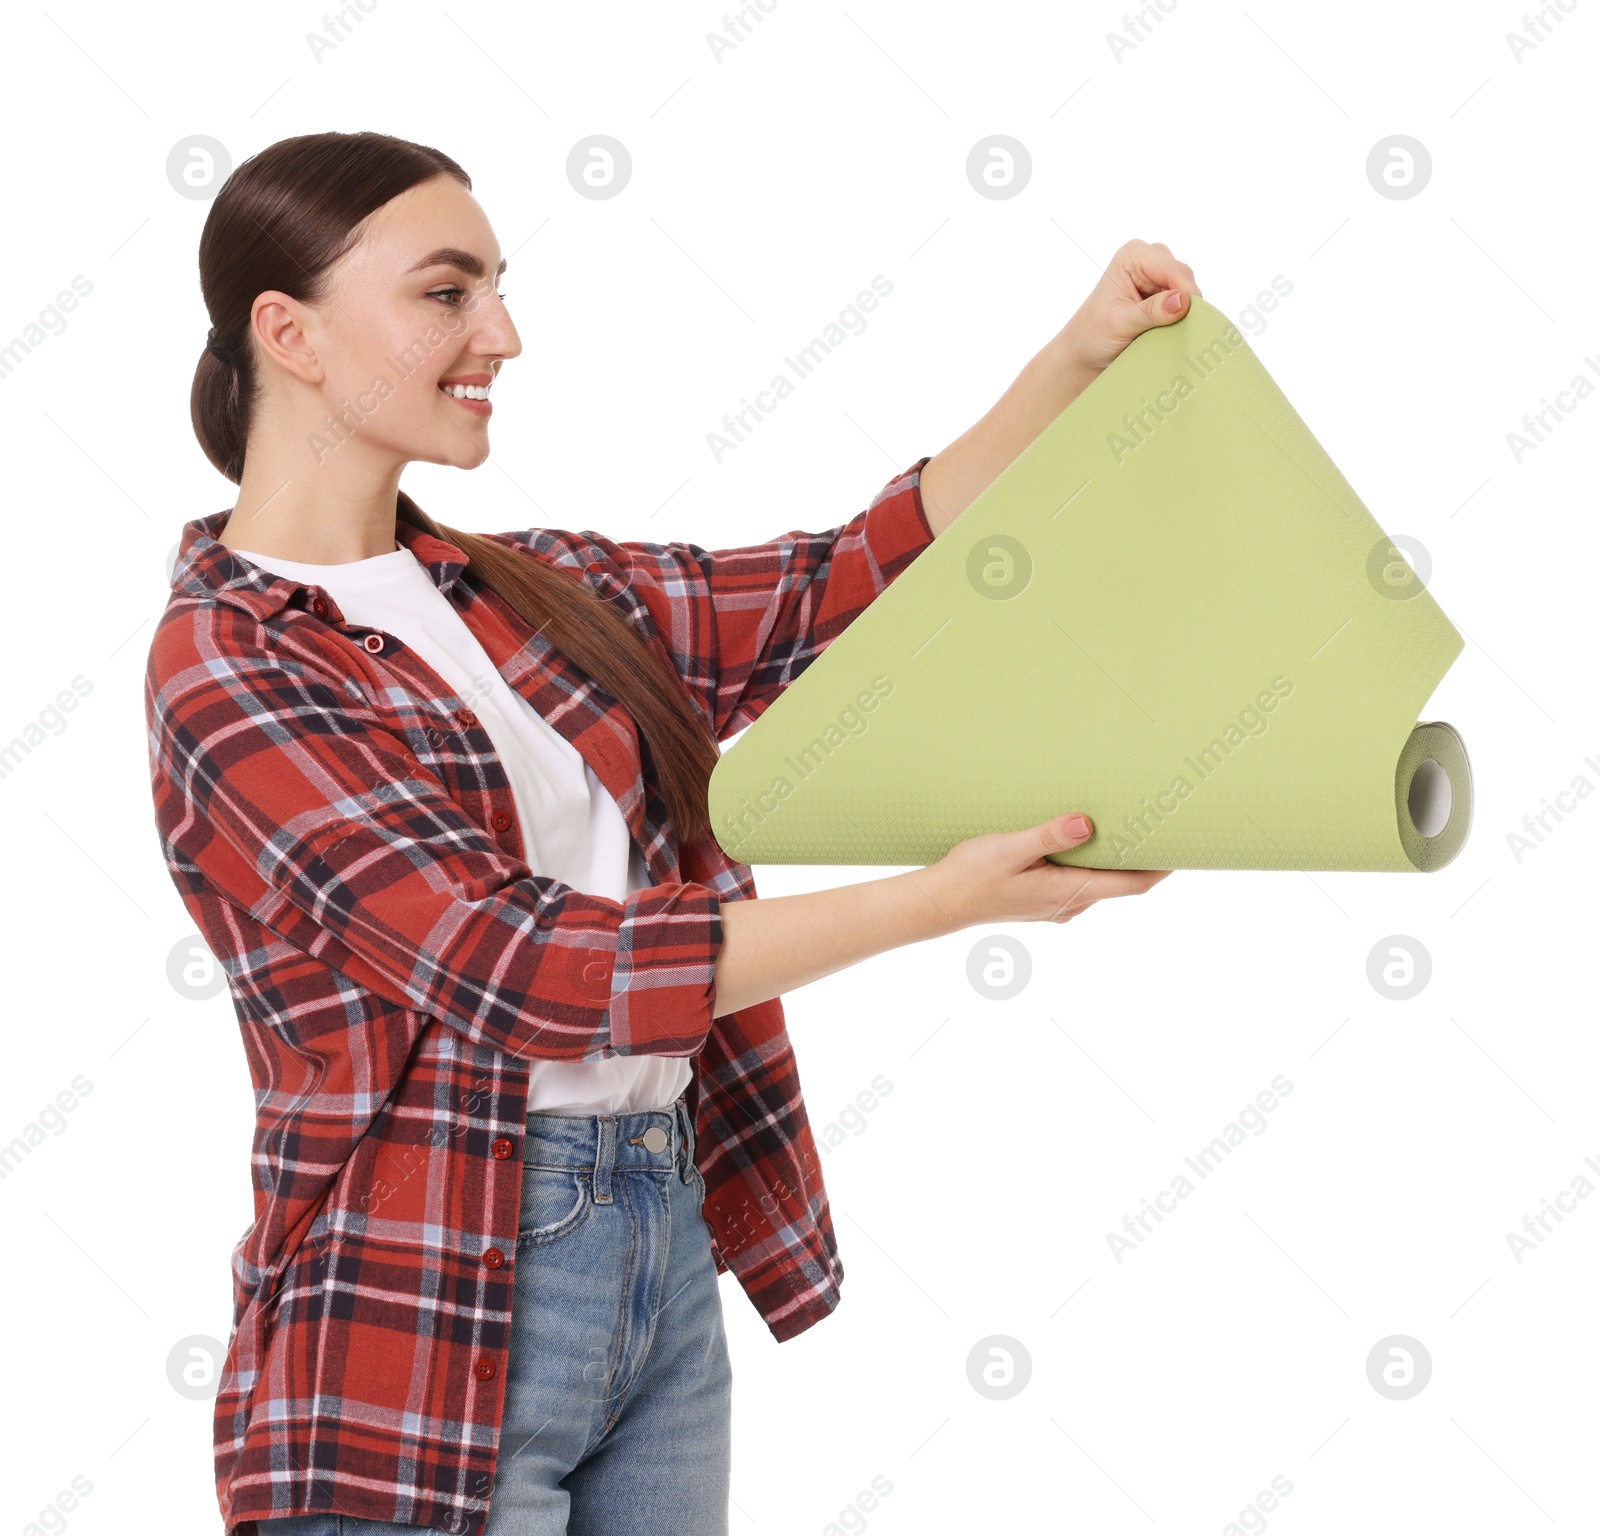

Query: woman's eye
428;287;508;305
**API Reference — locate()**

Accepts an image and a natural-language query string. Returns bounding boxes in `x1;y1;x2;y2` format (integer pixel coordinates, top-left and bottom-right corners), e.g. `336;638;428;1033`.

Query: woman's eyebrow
407;246;508;279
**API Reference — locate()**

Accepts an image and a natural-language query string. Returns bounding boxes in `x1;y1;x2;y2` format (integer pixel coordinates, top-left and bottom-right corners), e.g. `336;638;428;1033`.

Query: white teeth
443;383;491;400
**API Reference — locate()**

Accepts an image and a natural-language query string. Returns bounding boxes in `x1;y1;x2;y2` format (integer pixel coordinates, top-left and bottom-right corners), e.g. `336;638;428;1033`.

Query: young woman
145;130;1186;1536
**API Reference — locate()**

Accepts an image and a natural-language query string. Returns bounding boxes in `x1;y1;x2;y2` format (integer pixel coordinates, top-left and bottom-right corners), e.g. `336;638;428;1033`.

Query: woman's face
260;173;522;473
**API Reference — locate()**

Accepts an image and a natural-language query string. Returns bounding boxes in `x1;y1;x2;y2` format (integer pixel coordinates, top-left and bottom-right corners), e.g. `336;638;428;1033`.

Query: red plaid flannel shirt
143;455;934;1535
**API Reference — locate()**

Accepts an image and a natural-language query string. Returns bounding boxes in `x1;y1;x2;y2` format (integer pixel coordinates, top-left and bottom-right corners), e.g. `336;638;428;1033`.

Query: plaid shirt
144;455;934;1536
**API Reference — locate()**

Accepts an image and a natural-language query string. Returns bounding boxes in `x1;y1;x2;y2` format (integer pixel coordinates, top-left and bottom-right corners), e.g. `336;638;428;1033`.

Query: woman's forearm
917;333;1099;536
918;248;1197;535
710;869;968;1017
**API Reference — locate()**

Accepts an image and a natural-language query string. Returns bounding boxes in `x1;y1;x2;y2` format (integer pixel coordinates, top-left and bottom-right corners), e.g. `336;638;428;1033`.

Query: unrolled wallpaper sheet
707;296;1472;873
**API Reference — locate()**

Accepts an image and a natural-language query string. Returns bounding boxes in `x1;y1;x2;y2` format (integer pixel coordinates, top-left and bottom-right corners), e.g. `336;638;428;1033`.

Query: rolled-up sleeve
504;456;935;742
145;618;722;1063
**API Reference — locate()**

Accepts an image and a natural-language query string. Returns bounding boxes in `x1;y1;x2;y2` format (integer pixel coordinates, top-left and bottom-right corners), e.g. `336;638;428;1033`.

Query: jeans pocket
516;1164;593;1248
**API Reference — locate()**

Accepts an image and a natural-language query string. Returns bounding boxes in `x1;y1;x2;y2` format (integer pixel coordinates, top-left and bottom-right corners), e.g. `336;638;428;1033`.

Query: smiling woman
158;127;1183;1536
172;132;768;1536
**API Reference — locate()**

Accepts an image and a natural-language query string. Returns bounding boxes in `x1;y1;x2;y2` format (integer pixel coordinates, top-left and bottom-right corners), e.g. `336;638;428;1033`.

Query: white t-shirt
228;539;692;1117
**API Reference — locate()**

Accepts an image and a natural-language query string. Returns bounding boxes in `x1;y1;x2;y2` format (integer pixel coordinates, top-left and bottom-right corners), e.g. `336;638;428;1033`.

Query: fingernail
1065;814;1092;839
1164;290;1185;313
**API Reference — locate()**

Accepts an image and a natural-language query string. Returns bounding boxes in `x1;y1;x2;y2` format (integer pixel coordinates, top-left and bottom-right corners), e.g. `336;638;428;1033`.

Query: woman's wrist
885;861;973;945
919;333;1102;532
1038;325;1103;403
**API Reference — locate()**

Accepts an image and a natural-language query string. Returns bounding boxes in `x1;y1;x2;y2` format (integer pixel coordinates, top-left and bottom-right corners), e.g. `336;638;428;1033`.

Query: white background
2;2;1596;1533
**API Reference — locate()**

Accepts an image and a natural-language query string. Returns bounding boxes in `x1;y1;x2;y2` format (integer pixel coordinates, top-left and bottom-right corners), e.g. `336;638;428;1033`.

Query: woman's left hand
917;238;1203;535
1056;239;1202;375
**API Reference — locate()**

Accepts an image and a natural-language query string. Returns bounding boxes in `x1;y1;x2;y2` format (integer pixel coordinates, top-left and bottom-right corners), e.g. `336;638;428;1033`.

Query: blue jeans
255;1092;732;1535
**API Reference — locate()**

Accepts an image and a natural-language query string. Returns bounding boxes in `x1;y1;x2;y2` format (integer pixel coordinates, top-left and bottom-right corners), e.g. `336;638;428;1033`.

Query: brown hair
191;130;718;845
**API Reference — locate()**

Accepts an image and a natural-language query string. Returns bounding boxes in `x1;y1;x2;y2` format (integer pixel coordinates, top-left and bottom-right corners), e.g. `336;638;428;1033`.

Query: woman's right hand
710;811;1167;1017
928;812;1170;928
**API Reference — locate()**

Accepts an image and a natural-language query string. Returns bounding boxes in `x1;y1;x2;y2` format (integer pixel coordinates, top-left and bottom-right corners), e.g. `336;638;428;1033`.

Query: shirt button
310;597;329;618
491;1138;514;1159
363;633;385;654
482;1247;505;1269
474;1357;497;1380
459;709;479;728
491;811;512;832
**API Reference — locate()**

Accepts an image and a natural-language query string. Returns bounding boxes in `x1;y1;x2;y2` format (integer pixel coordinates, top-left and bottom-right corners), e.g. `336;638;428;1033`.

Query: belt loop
677;1095;695;1184
593;1116;615;1203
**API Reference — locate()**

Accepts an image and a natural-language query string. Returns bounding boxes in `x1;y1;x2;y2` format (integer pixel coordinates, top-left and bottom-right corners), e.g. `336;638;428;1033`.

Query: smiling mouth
439;378;493;415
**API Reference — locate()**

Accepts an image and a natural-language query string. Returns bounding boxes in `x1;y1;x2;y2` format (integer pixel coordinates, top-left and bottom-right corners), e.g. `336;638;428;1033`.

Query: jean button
641;1126;668;1154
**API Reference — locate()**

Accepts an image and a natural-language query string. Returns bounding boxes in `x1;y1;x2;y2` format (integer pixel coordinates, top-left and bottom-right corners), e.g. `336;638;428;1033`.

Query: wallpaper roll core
707;296;1472;873
1395;722;1473;872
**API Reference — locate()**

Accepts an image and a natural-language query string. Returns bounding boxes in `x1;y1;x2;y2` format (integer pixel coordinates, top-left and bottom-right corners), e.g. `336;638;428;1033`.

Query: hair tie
205;326;233;365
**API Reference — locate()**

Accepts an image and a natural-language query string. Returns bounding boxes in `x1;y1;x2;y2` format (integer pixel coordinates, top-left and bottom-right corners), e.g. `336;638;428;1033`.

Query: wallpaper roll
708;296;1472;873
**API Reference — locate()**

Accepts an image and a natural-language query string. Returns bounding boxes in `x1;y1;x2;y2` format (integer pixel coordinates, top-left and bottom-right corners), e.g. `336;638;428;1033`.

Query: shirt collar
169;493;473;622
